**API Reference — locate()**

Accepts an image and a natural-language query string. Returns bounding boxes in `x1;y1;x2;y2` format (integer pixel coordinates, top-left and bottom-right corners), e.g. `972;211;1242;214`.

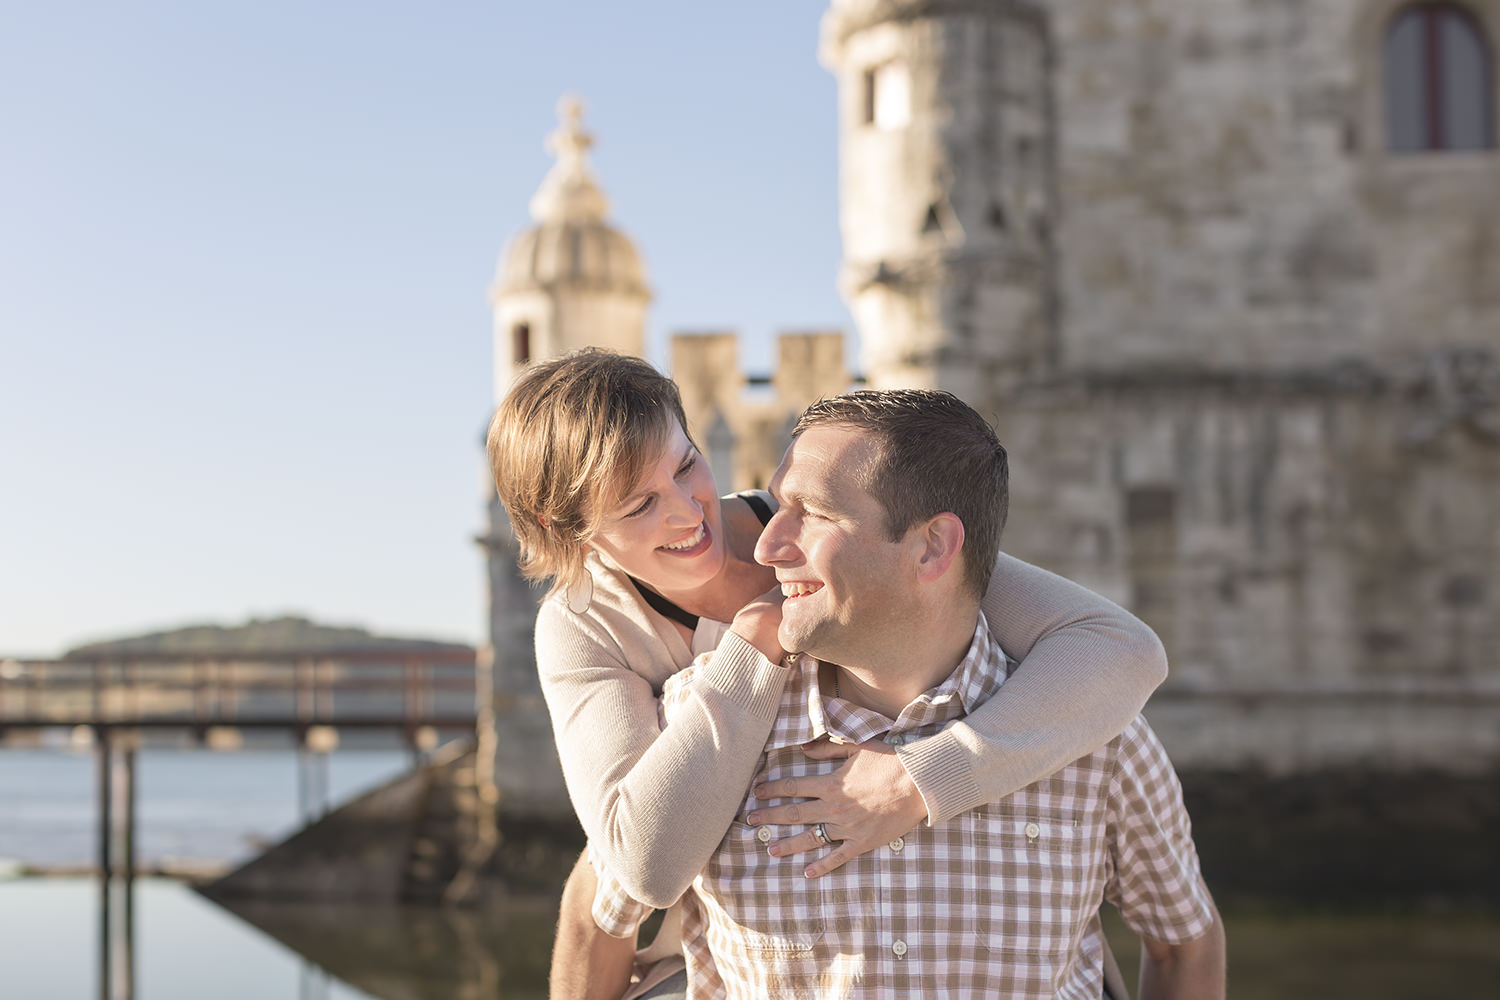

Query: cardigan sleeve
535;600;787;909
896;552;1168;825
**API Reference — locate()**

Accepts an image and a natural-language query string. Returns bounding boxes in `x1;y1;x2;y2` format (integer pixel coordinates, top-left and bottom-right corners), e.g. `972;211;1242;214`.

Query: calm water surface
0;877;555;1000
0;746;411;870
2;748;1496;999
2;876;1495;1000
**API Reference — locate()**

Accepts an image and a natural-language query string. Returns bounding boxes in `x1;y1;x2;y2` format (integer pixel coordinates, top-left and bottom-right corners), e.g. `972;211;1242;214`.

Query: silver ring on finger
812;822;832;846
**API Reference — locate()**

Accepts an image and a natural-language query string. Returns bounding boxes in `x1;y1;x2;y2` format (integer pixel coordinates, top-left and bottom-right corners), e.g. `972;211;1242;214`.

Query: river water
1;747;1496;999
0;745;412;871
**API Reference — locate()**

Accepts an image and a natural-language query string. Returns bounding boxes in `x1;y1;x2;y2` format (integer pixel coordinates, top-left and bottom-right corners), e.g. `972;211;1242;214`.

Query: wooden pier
0;647;480;1000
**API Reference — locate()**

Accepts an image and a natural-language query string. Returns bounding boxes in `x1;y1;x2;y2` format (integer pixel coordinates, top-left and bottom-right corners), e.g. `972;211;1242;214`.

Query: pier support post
117;740;136;882
96;728;112;881
297;739;329;822
96;729;137;1000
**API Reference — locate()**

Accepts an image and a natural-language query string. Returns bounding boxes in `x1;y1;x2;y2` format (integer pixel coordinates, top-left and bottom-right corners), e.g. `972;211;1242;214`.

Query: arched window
1384;3;1496;151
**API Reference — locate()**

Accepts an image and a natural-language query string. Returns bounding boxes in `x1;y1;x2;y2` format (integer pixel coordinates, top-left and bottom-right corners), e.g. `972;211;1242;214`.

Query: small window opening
863;61;911;130
861;68;878;125
922;203;944;234
512;323;531;365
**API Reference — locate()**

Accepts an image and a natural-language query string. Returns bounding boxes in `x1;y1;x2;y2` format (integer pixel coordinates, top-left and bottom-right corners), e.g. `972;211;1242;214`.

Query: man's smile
780;581;824;599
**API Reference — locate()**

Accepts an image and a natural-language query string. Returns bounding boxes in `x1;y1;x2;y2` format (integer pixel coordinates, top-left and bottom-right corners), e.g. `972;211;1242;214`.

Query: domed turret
491;98;651;399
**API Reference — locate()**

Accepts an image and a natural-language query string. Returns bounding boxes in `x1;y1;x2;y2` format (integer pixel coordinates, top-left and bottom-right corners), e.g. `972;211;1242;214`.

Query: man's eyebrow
781;482;840;514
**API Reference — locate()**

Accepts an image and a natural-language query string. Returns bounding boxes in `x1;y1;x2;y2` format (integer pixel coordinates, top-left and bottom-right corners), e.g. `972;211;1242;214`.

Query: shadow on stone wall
1181;768;1499;910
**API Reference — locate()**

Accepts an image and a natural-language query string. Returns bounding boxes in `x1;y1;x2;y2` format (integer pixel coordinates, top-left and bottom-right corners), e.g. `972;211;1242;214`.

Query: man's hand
744;737;929;879
729;587;787;664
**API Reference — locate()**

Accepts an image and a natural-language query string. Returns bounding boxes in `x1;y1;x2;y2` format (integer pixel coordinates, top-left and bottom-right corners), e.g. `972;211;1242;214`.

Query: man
595;389;1225;998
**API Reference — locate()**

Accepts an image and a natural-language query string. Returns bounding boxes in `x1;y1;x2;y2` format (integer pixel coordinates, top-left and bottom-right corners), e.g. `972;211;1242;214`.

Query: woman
487;349;1163;998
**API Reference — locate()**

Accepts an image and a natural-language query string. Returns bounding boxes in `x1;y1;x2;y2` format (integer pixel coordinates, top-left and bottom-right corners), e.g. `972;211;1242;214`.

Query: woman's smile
659;522;711;556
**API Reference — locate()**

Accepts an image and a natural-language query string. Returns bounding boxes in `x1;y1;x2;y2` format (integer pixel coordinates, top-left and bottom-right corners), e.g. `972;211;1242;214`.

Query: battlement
671;329;852;490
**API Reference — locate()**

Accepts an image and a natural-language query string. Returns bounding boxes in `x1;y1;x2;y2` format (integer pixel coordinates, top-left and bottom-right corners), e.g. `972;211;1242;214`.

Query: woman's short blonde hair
486;348;690;596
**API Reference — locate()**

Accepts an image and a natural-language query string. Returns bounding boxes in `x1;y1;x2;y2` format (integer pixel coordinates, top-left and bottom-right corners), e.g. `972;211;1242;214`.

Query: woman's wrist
729;593;787;664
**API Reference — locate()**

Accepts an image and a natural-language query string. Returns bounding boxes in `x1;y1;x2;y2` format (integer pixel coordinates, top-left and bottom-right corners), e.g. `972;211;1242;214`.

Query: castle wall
1050;0;1500;371
819;0;1500;771
992;364;1500;770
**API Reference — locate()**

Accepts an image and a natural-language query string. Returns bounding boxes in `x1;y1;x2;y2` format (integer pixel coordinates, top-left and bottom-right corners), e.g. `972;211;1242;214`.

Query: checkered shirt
593;613;1215;999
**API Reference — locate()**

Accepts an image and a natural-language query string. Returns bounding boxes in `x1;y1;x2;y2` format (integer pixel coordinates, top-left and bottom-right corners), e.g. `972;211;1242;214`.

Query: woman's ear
914;512;965;585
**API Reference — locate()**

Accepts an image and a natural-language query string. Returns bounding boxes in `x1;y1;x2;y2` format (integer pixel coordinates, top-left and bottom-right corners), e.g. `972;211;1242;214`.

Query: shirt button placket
891;939;907;959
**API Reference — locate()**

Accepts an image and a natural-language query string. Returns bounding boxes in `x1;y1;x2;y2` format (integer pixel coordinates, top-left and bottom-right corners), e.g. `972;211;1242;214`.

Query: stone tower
820;0;1055;414
478;98;651;817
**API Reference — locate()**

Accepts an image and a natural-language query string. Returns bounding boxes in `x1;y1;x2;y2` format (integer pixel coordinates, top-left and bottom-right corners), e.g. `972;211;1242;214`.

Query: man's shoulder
1114;714;1178;776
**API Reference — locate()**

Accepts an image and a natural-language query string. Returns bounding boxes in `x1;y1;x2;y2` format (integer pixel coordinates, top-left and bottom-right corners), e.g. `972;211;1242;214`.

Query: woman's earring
565;570;594;615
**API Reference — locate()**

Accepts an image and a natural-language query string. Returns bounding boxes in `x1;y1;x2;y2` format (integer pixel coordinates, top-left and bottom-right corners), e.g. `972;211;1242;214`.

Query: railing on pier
0;647;478;745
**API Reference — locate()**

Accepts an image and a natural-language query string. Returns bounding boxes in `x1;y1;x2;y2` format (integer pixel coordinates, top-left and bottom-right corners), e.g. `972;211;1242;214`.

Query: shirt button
1025;822;1041;841
889;837;905;853
891;939;907;958
887;734;907;746
756;827;773;844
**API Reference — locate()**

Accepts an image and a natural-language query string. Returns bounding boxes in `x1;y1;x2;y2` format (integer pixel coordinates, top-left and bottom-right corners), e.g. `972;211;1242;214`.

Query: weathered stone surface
820;0;1500;771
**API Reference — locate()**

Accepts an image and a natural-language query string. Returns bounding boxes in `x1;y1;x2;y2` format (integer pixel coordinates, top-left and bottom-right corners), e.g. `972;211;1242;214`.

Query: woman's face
586;417;725;598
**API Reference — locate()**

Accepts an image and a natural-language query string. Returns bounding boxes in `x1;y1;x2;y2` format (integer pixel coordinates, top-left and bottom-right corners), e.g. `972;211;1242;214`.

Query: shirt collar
768;612;1007;751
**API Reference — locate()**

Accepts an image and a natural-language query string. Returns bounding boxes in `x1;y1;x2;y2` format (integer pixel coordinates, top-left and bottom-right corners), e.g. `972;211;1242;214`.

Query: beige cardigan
535;494;1167;910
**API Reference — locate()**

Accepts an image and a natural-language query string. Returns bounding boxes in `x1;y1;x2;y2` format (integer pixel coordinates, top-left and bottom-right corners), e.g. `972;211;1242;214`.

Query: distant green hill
65;615;473;658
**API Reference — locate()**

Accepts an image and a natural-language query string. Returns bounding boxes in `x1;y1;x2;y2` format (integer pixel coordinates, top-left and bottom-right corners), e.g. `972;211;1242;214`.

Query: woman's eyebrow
613;442;695;511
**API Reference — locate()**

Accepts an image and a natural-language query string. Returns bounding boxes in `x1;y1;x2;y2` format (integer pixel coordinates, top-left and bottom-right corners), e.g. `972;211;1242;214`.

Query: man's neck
824;608;980;719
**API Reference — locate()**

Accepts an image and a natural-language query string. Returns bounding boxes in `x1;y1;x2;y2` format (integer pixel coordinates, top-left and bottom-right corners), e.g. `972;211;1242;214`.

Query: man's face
754;423;916;663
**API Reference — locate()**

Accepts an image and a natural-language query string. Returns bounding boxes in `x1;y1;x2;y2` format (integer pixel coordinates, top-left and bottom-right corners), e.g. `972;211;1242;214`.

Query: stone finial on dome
528;96;611;223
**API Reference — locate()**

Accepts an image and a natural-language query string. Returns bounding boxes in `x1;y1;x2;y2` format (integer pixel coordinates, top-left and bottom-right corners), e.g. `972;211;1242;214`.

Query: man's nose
754;512;792;566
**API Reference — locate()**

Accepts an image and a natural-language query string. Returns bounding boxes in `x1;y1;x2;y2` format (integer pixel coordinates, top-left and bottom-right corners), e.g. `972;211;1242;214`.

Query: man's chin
777;623;817;658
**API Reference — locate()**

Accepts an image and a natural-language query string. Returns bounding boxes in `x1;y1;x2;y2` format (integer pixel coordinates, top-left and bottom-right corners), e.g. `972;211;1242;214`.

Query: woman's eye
625;497;653;518
676;456;696;478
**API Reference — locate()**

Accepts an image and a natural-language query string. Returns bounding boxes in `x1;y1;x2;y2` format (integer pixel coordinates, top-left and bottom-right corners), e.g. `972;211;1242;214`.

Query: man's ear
913;512;964;584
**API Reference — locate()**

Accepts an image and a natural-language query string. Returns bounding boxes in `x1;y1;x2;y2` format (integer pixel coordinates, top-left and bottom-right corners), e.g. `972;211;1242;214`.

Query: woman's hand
744;738;929;878
729;587;788;664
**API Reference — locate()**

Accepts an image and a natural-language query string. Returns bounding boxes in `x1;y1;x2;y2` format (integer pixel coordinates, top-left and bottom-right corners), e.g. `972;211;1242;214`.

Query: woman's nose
664;481;703;523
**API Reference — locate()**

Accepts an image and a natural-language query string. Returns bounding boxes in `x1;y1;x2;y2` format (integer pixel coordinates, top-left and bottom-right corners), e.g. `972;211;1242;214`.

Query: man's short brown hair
486;349;690;596
793;389;1008;599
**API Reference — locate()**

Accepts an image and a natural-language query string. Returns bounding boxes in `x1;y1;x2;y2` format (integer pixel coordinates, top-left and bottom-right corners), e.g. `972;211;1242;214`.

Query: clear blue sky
0;1;851;656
